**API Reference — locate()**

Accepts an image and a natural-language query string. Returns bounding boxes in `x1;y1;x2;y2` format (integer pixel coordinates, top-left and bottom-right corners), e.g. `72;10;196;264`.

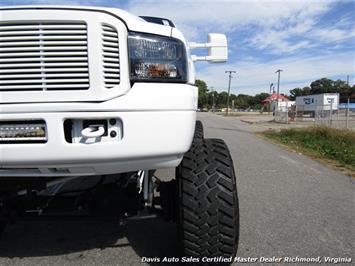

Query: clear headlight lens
128;32;187;82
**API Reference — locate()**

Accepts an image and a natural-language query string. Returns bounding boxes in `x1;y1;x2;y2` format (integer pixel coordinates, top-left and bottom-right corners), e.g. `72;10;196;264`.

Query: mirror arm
189;42;225;49
191;55;226;62
188;34;228;63
191;55;207;61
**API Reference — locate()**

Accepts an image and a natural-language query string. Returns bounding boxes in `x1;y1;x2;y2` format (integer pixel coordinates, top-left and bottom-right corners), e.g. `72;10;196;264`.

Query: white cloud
127;0;333;41
249;30;316;54
196;51;355;95
311;27;355;43
128;0;355;55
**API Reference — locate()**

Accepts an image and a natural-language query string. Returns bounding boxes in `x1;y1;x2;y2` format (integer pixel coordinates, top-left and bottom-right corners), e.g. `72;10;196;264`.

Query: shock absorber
142;170;154;207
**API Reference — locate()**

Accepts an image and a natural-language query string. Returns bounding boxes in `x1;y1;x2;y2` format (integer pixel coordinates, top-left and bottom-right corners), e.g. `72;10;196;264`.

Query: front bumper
0;110;196;176
0;82;198;176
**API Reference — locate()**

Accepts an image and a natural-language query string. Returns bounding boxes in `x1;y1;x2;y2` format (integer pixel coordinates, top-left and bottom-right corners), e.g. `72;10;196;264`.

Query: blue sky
1;0;354;95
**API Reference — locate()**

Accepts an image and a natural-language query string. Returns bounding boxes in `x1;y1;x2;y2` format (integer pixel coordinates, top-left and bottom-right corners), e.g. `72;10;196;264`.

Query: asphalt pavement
0;112;353;265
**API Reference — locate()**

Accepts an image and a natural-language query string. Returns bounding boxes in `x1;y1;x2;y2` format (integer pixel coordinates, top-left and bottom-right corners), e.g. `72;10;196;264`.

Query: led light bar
0;121;47;143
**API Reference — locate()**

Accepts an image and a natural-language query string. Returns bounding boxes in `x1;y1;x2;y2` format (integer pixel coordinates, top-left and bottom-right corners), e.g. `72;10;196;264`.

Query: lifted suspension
0;170;177;227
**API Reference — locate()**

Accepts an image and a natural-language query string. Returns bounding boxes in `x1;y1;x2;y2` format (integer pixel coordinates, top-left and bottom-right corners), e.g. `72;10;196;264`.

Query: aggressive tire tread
193;120;204;142
177;138;239;259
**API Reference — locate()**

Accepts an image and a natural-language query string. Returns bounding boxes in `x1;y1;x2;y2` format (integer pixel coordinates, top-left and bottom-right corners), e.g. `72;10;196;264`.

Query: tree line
196;78;355;109
196;80;270;110
289;78;354;102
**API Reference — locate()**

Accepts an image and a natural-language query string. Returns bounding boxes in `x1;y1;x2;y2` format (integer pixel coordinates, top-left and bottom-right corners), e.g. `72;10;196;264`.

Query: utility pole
275;69;283;116
268;83;274;114
275;69;283;100
225;70;236;116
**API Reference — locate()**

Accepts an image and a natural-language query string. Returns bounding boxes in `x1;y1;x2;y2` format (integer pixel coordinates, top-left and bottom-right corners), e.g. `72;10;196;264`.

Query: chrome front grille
0;21;89;91
102;23;120;89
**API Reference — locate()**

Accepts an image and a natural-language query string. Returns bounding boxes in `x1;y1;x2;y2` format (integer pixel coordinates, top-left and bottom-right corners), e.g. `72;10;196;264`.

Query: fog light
0;121;47;142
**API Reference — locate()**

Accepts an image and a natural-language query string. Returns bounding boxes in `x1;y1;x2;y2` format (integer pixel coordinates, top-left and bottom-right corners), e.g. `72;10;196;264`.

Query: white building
296;93;339;111
273;101;295;112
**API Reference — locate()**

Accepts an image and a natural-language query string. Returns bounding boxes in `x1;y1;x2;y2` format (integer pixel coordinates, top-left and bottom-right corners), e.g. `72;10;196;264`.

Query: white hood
0;5;173;37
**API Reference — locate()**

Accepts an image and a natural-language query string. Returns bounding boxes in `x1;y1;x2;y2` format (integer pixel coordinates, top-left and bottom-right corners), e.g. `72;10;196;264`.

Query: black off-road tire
193;120;204;142
176;138;239;260
0;221;7;237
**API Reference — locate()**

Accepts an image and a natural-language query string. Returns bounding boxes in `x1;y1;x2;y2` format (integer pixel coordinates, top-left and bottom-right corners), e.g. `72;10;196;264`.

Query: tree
208;90;219;109
217;91;229;108
289;87;303;100
333;79;347;92
251;92;270;109
195;79;209;108
289;86;310;100
235;94;253;109
302;86;311;96
333;79;352;102
229;93;238;109
289;78;354;103
310;78;335;94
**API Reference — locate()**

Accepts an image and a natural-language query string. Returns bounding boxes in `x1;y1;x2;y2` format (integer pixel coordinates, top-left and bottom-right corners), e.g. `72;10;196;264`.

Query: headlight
128;32;187;82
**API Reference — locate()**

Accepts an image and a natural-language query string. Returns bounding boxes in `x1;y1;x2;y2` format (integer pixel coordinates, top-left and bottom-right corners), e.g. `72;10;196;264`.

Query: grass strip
262;126;355;175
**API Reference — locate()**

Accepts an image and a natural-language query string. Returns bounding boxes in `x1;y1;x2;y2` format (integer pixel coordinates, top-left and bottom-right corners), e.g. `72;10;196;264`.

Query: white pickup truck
0;6;239;260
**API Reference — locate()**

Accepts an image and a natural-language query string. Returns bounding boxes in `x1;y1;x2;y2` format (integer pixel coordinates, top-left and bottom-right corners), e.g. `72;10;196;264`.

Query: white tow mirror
189;33;228;63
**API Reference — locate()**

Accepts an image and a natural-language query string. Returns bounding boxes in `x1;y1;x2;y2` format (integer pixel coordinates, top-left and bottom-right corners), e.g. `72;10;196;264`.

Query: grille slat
0;78;89;84
0;73;88;79
0;62;88;68
0;51;88;57
102;36;119;42
102;23;120;89
103;62;120;69
102;32;118;38
0;84;90;90
0;24;87;31
0;35;87;42
0;67;88;74
0;30;88;36
0;46;87;52
0;40;88;47
0;21;89;92
102;25;116;32
0;57;88;63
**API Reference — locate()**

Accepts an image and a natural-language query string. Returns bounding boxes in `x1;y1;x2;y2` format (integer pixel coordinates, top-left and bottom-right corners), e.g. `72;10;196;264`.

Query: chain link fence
274;103;355;129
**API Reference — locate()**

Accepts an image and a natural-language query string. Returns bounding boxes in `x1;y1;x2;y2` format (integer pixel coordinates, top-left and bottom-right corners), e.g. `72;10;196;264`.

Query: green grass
262;127;355;173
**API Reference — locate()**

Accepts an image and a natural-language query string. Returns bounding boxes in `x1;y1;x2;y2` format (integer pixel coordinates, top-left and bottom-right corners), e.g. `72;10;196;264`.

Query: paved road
0;113;354;265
